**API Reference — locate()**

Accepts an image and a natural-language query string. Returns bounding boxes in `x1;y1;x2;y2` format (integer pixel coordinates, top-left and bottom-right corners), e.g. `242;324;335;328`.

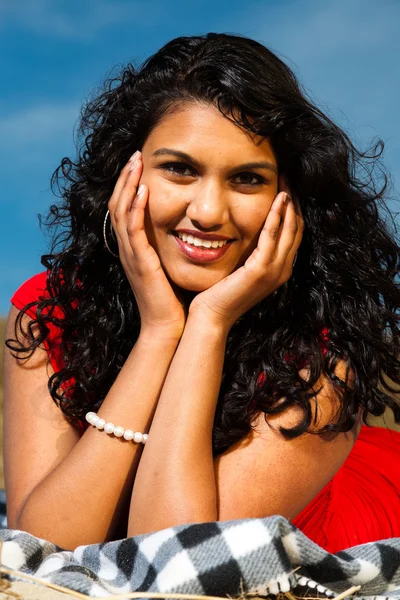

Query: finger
278;173;291;196
289;192;303;219
256;192;287;260
110;158;142;251
114;158;141;221
275;195;304;266
108;151;141;212
275;196;299;266
278;173;303;222
126;184;154;257
289;195;304;259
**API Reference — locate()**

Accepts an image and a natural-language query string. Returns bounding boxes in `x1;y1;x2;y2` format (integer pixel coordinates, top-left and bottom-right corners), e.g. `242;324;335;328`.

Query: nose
185;179;230;230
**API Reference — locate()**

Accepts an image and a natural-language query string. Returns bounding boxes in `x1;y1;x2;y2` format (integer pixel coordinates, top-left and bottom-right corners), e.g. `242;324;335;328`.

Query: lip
173;234;233;263
174;229;234;241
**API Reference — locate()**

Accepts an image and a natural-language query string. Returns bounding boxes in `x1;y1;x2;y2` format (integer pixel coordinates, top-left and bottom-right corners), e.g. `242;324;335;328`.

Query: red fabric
291;426;400;552
11;271;64;371
10;271;400;552
10;271;86;431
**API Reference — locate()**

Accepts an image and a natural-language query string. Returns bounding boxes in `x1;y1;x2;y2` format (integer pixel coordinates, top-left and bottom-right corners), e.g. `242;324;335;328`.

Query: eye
232;172;266;186
158;162;267;187
159;162;196;177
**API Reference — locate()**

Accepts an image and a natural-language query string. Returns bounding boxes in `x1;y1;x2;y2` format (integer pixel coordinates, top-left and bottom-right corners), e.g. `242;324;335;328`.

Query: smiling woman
139;103;281;292
3;32;400;553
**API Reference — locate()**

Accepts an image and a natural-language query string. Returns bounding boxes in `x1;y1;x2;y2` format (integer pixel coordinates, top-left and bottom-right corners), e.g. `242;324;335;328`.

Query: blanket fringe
0;566;362;600
0;540;361;600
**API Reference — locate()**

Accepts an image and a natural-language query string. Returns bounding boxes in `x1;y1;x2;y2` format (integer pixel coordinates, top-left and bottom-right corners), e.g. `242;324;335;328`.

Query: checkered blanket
0;515;399;598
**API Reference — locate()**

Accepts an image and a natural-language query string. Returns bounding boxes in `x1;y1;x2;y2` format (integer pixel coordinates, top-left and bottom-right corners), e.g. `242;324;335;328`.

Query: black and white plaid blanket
0;515;399;598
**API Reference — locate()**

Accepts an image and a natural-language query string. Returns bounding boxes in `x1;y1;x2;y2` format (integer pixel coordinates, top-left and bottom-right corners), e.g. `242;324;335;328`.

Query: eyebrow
151;148;278;174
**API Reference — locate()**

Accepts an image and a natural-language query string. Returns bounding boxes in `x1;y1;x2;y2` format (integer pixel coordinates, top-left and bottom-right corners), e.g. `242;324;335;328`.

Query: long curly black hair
7;32;400;455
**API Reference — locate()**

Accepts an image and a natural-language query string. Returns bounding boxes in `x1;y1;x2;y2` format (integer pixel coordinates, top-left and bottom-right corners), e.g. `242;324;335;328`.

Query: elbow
12;505;65;548
7;500;26;532
8;497;39;538
13;505;105;551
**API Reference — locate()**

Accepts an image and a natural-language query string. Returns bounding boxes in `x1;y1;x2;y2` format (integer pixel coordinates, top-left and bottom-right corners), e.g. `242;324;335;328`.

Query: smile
176;231;228;248
173;232;233;263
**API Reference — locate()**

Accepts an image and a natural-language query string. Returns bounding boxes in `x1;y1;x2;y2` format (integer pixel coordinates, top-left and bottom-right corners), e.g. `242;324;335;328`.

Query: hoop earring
103;210;119;258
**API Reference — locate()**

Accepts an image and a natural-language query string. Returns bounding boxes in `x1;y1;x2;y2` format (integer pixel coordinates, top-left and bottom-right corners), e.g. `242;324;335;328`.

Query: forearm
17;329;180;550
128;315;227;535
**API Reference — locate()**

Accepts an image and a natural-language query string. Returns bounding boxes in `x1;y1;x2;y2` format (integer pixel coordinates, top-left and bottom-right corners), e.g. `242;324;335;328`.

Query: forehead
145;101;276;163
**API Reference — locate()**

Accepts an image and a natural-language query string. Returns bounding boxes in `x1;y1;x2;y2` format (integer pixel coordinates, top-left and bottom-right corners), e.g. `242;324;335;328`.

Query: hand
189;187;304;334
108;151;186;339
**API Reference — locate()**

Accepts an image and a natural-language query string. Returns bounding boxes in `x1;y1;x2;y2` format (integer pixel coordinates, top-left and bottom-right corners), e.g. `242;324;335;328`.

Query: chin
168;267;230;293
172;278;217;293
180;282;213;292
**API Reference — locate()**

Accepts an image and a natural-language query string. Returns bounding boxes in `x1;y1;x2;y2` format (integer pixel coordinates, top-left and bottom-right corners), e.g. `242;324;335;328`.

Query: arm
128;314;222;534
128;313;360;536
4;305;180;550
127;189;361;535
4;152;186;550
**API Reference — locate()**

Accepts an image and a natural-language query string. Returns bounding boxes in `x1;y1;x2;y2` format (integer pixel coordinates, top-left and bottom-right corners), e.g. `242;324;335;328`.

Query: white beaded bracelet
85;412;148;444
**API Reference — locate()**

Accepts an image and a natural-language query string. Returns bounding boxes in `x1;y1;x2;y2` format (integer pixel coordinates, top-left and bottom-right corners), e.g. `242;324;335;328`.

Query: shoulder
10;271;49;317
9;270;67;360
215;357;361;521
263;358;359;433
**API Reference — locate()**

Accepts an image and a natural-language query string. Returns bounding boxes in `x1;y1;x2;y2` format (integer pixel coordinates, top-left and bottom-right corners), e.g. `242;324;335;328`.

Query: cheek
233;202;274;267
145;178;187;228
237;204;270;242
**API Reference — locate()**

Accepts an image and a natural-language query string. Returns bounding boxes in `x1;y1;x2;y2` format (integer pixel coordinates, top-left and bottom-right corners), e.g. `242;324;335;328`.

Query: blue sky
1;0;399;315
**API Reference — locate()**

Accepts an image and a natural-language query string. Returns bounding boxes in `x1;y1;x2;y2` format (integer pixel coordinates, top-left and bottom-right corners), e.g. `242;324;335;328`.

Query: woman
4;33;400;553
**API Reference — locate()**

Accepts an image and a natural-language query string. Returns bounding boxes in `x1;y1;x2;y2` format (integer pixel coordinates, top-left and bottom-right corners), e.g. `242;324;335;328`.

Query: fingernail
137;183;145;196
275;192;286;205
129;150;140;163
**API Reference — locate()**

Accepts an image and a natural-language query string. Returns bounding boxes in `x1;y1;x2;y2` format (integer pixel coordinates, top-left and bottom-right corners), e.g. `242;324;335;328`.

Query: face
140;101;279;292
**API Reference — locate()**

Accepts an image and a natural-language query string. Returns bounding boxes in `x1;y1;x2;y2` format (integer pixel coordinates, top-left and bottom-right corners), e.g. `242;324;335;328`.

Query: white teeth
176;232;228;248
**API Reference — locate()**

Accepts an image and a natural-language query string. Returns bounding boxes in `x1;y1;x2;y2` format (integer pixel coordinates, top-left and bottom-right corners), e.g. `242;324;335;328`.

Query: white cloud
218;0;400;195
233;0;399;61
0;102;80;145
0;102;81;174
225;0;400;138
0;0;162;40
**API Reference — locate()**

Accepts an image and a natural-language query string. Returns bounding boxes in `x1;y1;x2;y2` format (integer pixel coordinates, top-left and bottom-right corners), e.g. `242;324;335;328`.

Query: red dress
10;271;400;553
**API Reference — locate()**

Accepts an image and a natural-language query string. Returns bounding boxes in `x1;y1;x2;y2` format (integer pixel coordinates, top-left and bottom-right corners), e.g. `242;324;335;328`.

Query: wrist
138;326;182;347
186;309;229;340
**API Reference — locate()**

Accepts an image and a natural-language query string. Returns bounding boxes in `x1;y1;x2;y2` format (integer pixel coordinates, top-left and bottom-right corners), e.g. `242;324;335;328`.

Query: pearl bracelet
85;412;148;444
